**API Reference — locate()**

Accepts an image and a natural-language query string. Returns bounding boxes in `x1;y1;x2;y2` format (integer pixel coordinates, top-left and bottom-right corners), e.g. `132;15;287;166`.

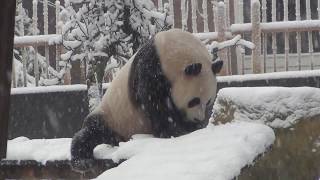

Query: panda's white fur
71;29;222;171
98;56;152;140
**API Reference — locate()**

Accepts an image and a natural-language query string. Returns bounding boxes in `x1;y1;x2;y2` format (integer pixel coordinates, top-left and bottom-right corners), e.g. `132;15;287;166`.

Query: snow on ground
95;122;274;180
212;87;320;128
217;69;320;83
5;122;275;180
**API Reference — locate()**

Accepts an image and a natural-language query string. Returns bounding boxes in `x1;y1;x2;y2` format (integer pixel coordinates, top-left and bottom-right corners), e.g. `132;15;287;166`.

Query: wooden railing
13;0;63;87
13;0;320;87
162;0;320;75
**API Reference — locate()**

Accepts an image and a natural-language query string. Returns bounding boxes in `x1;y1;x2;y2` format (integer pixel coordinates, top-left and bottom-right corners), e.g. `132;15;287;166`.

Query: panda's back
99;56;152;140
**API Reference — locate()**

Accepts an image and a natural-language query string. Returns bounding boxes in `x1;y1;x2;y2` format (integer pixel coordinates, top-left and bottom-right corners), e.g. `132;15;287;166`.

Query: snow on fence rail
14;35;62;47
163;0;320;75
13;0;63;87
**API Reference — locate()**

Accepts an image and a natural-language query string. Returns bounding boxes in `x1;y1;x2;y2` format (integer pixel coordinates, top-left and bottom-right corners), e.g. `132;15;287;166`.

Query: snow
231;20;320;33
217;69;320;83
6;137;71;164
6;122;274;180
11;84;87;95
208;35;255;52
14;34;62;47
6;137;117;163
212;87;320;128
95;122;274;180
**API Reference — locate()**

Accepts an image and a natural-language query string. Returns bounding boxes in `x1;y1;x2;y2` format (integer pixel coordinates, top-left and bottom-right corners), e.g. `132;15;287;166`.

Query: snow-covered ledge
4;122;275;180
212;87;320;180
212;87;320;128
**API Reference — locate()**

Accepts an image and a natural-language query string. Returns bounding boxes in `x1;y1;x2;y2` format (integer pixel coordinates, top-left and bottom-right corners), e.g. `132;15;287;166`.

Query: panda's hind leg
70;113;123;172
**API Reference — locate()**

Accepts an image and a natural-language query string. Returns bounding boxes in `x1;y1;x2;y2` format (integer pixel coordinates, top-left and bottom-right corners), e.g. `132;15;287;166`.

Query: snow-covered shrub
60;0;172;85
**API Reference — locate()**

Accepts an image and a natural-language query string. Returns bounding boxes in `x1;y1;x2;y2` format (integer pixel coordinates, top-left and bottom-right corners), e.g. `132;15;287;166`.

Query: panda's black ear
185;63;202;76
212;60;223;74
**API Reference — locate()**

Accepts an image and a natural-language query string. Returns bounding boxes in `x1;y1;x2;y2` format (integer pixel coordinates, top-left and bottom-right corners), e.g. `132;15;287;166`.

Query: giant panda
71;29;223;171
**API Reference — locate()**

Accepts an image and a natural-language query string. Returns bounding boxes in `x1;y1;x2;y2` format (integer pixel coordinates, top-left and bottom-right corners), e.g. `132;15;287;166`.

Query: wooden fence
163;0;320;75
13;0;62;87
13;0;320;87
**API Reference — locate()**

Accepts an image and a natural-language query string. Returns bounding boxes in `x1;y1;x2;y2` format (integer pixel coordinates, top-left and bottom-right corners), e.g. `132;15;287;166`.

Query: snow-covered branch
208;35;255;54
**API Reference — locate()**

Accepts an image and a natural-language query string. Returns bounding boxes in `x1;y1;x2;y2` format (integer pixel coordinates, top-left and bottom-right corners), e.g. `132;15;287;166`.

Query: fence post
216;2;228;75
212;0;218;32
181;0;188;30
271;0;277;72
191;0;197;33
169;0;174;28
306;0;314;70
262;0;267;73
251;0;261;74
0;0;16;160
235;0;244;74
283;0;289;71
224;0;232;74
33;0;39;86
296;0;302;70
202;0;209;32
18;2;27;87
55;0;61;72
44;0;49;78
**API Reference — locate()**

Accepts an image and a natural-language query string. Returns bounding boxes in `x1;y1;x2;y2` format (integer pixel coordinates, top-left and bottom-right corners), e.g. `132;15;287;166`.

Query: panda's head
154;29;223;124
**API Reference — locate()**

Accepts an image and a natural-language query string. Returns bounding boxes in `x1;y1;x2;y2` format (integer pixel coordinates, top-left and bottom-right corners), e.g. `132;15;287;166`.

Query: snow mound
213;87;320;128
95;122;274;180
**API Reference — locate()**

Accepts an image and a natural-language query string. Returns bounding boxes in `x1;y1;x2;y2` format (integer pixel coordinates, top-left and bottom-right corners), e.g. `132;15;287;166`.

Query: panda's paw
70;158;95;173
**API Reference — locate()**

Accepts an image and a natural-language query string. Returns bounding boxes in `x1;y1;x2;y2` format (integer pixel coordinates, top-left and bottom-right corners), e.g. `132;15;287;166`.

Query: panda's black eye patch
185;63;202;76
188;97;200;108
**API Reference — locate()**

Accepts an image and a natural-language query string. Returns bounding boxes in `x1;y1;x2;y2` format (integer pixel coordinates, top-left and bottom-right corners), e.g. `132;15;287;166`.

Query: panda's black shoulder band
128;37;198;138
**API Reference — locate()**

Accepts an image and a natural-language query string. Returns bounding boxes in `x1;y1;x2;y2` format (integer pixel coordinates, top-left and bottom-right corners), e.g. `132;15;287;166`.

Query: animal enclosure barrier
162;0;320;75
12;0;320;87
13;0;64;87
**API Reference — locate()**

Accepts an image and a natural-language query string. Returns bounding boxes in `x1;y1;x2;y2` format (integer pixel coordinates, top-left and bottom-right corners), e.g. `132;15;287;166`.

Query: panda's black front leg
70;113;123;172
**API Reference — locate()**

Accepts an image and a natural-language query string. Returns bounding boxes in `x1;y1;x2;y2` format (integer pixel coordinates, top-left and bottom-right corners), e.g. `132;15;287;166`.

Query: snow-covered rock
212;87;320;128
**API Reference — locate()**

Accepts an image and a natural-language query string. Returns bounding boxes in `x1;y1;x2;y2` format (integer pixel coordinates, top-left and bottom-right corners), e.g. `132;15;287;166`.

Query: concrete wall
9;87;89;139
8;75;320;139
